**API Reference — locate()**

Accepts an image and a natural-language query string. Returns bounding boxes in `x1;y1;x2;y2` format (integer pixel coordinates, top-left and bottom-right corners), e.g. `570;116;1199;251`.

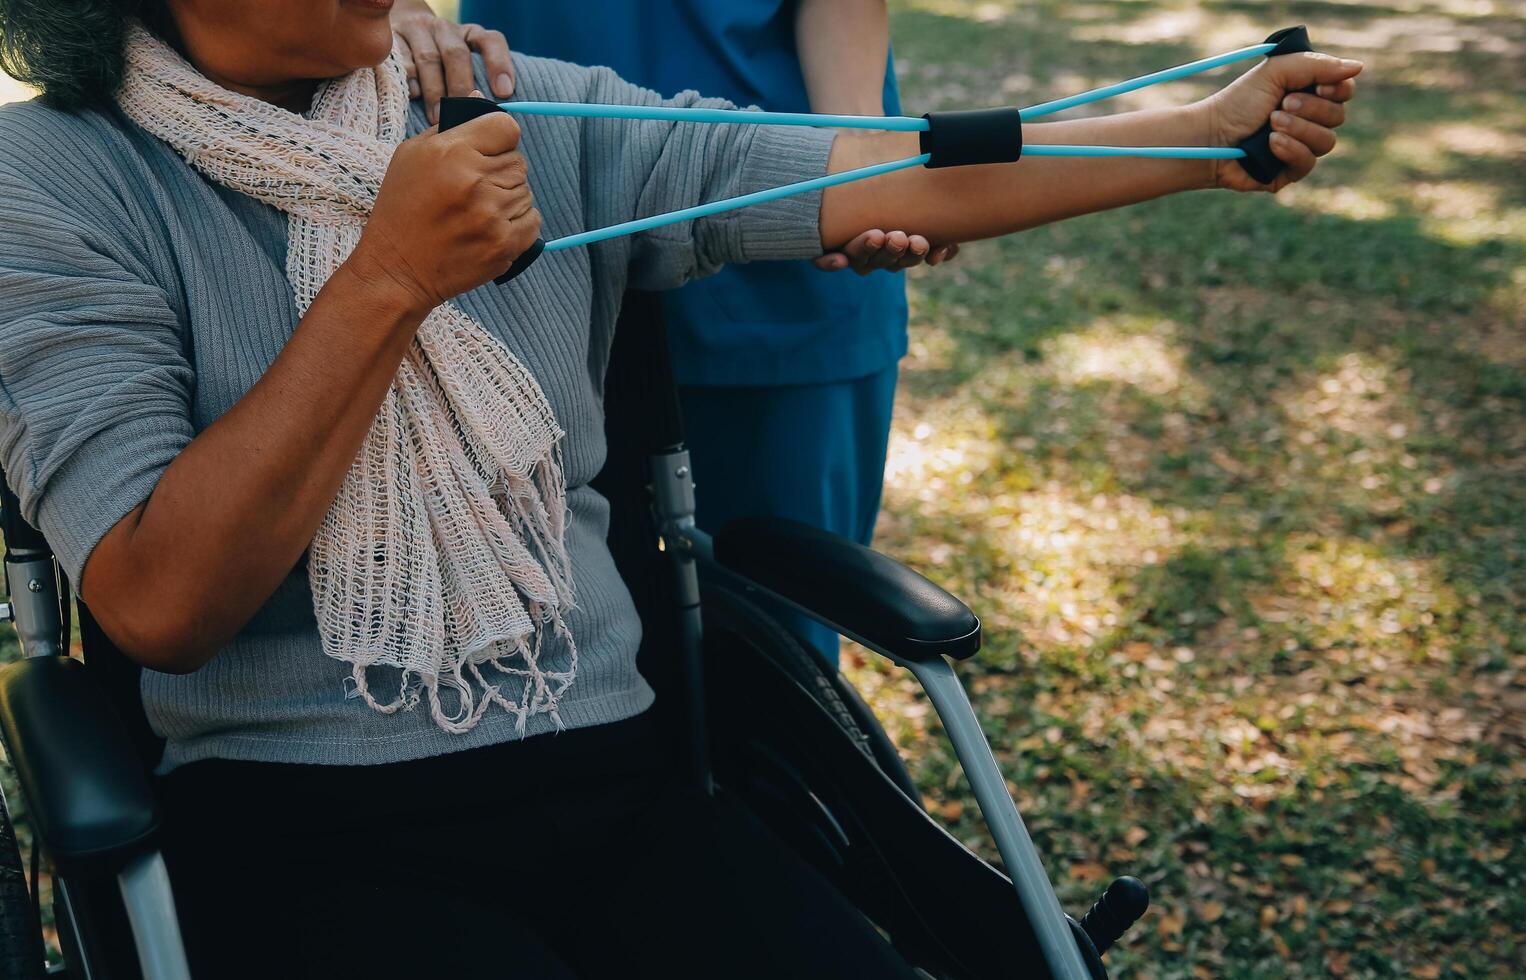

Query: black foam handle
1235;26;1320;185
1080;876;1150;955
499;236;545;283
436;96;546;285
919;107;1024;169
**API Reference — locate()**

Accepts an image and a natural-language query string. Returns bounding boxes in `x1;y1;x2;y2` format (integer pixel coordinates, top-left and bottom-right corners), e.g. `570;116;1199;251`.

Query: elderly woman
0;0;1360;976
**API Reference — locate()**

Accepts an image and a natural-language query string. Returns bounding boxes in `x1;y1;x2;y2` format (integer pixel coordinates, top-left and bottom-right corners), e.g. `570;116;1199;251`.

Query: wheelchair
0;291;1151;979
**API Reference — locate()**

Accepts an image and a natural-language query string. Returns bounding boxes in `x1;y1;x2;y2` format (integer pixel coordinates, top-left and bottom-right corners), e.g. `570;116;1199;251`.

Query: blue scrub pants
678;364;899;664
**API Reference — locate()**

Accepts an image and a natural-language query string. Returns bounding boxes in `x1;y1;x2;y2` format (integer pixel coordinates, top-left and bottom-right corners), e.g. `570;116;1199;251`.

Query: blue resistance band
439;26;1318;282
503;41;1278;129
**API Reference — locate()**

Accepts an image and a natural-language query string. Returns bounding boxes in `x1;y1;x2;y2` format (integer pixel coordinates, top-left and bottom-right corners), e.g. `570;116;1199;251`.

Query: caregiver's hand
350;110;541;315
1202;50;1363;193
814;230;961;274
391;0;515;124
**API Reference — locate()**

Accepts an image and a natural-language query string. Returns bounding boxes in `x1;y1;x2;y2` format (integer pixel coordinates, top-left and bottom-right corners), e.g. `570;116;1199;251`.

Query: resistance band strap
438;22;1321;283
1017;42;1275;119
439;96;547;283
1234;26;1319;184
919;107;1025;169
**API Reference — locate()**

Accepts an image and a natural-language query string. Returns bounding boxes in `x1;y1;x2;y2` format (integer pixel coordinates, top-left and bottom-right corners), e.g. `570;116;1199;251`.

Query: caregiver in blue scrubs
393;0;954;662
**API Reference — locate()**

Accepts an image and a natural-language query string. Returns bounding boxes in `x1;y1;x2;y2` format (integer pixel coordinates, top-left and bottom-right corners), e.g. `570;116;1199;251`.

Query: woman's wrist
338;239;437;324
1184;100;1222;190
1188;97;1230;191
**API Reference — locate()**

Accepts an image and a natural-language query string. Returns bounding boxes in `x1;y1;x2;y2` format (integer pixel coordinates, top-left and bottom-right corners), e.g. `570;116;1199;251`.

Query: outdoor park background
1;0;1521;976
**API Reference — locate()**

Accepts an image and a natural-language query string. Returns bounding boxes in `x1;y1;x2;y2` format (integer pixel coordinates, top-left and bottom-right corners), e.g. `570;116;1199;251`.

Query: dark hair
0;0;172;109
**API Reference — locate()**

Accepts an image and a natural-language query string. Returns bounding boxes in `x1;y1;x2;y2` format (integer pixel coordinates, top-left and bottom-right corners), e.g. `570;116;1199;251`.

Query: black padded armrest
0;657;159;875
713;517;981;662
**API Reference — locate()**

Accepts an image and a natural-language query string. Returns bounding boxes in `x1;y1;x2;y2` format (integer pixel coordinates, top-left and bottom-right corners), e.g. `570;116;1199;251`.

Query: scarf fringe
347;606;575;737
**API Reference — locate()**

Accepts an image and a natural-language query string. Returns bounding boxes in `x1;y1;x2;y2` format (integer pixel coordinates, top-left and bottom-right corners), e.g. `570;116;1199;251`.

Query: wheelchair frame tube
3;556;65;660
118;850;193;980
651;448;714;795
907;658;1092;980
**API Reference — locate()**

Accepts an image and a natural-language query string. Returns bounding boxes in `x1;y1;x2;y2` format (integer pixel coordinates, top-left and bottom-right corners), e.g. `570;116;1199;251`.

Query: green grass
844;1;1524;976
4;0;1524;976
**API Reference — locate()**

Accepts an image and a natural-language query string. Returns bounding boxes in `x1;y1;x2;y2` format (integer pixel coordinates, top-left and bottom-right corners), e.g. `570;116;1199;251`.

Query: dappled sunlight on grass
1044;317;1196;397
1253;534;1459;669
1411;181;1524;245
1384;124;1524;179
1320;16;1518;56
856;2;1525;974
1298;123;1523;244
896;0;1024;24
1268;350;1493;535
1070;6;1267;61
982;486;1188;649
1276;183;1398;222
883;409;1000;495
1278;352;1411;442
1420;121;1526;159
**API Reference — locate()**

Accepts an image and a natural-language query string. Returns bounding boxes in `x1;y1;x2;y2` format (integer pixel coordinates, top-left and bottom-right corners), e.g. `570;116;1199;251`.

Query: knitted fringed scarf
116;25;577;734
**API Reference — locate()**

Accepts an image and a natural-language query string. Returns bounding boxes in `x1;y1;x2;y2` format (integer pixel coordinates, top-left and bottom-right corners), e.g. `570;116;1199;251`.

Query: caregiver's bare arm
796;0;957;271
796;0;890;116
81;114;540;674
819;51;1362;249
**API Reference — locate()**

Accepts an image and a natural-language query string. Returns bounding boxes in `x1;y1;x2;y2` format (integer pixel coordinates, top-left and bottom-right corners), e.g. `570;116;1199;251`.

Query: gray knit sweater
0;54;834;771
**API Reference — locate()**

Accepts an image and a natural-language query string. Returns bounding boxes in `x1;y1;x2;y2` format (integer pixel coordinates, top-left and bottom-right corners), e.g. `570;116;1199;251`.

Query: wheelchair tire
699;583;921;802
0;796;45;979
836;671;923;806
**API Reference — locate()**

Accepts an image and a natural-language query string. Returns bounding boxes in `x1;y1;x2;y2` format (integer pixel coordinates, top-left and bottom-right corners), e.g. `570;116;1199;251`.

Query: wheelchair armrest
712;517;981;662
0;657;159;875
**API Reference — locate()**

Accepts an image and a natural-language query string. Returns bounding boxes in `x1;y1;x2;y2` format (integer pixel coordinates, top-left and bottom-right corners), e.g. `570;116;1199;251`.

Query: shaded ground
3;0;1524;976
847;1;1524;977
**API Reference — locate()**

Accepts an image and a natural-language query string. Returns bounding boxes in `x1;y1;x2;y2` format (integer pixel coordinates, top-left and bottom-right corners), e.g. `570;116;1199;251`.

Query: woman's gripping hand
1203;50;1363;193
350;104;541;317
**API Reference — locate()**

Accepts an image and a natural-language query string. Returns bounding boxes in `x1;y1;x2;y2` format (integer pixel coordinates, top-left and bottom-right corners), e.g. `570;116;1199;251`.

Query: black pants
159;712;918;978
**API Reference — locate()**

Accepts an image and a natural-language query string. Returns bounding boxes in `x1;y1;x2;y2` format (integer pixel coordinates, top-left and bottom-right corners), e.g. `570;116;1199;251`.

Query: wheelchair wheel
699;582;920;800
0;796;45;979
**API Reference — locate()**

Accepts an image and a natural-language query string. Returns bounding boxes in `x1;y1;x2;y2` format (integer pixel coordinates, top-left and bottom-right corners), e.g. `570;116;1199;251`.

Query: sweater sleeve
0;163;195;588
569;64;837;291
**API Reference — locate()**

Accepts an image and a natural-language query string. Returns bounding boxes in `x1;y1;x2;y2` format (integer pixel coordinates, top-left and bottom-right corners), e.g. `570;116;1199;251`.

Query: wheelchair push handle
437;96;547;285
1233;25;1322;185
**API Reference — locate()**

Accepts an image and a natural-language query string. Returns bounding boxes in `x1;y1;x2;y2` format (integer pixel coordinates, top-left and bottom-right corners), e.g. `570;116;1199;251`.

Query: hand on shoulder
389;0;515;124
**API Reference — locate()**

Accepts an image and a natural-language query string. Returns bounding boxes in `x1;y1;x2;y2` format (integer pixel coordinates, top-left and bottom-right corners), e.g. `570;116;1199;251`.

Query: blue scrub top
462;0;909;386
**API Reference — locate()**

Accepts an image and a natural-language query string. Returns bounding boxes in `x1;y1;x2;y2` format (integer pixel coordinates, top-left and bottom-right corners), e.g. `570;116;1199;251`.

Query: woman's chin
334;29;399;75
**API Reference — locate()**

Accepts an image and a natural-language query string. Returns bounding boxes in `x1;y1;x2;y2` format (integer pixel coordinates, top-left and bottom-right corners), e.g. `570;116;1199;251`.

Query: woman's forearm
82;258;428;672
795;0;890;116
820;104;1216;248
